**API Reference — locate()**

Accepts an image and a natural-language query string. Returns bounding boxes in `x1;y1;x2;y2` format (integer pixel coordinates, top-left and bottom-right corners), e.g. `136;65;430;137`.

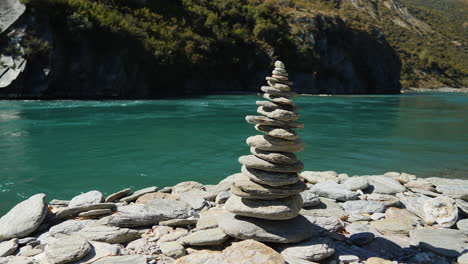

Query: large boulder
0;194;48;240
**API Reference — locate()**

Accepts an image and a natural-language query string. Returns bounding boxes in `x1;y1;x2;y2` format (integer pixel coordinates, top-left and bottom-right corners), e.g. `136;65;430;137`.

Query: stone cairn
220;61;313;243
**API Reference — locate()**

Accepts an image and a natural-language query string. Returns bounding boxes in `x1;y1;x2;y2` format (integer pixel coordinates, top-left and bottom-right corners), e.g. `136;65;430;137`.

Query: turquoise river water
1;93;468;214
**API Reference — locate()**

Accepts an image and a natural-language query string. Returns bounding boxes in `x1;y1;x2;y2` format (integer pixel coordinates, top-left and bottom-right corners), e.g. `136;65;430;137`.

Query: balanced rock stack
219;61;313;243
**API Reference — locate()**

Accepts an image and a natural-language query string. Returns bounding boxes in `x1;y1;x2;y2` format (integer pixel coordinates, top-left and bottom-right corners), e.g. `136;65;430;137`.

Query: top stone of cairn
219;60;313;244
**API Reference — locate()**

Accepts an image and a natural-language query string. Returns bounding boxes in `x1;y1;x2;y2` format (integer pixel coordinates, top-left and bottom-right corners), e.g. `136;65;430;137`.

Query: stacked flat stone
220;61;312;243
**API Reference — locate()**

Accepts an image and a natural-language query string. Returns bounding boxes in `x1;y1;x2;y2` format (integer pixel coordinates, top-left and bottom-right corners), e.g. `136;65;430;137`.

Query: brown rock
222;240;285;264
175;240;284;264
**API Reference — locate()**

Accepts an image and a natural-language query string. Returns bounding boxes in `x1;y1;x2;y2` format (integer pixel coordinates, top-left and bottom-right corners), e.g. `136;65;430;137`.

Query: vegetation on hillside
21;0;467;88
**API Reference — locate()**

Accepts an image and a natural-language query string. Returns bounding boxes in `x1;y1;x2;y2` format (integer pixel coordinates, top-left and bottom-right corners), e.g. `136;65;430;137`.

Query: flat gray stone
49;219;96;238
410;228;467;257
159;218;198;227
0;194;47;240
304;216;343;233
300;191;320;208
172;181;205;196
178;191;210;210
342;200;386;215
120;186;158;203
76;225;141;244
456;219;468;235
69;191;104;207
300;171;338;184
50;200;69;207
92;255;148;264
257;105;299;121
196;208;226;230
254;125;298;140
105;188;132;202
343;177;369;191
300;198;346;218
279;237;334;261
105;199;191;227
17;245;42;257
55;203;116;220
45;236;90;264
405;179;435;191
367;176;406;194
250;148;298;164
224;194;303;220
0;256;35;264
245;135;304;153
215;191;231;204
218;213;313;243
160;241;186;258
310;181;357;201
77;241;122;263
366;193;400;207
385;207;423;225
263;93;295;106
256;100;296;111
398;194;430;218
231;174;306;199
246;115;303;129
178;228;228;246
78;209;112;217
370;219;414;235
0;239;18;257
436;184;468;200
241;165;299;187
158;230;189;244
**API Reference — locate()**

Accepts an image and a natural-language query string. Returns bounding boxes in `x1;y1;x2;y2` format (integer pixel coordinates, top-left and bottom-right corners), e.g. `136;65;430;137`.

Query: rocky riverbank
0;172;467;264
402;87;468;93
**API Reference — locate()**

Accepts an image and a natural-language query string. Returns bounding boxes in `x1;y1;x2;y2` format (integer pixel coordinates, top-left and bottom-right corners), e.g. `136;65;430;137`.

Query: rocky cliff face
0;1;402;99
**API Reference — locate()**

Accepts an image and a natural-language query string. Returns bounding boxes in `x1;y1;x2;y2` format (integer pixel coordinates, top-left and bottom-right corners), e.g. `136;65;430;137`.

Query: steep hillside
334;0;467;88
0;0;466;98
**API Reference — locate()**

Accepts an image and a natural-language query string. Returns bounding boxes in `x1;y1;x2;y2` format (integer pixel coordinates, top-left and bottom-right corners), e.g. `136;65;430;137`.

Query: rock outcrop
0;2;401;99
0;0;25;34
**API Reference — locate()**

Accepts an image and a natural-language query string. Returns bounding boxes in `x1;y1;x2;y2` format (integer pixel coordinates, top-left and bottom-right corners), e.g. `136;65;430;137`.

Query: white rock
69;191;104;207
0;194;47;240
422;196;458;227
0;238;18;257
